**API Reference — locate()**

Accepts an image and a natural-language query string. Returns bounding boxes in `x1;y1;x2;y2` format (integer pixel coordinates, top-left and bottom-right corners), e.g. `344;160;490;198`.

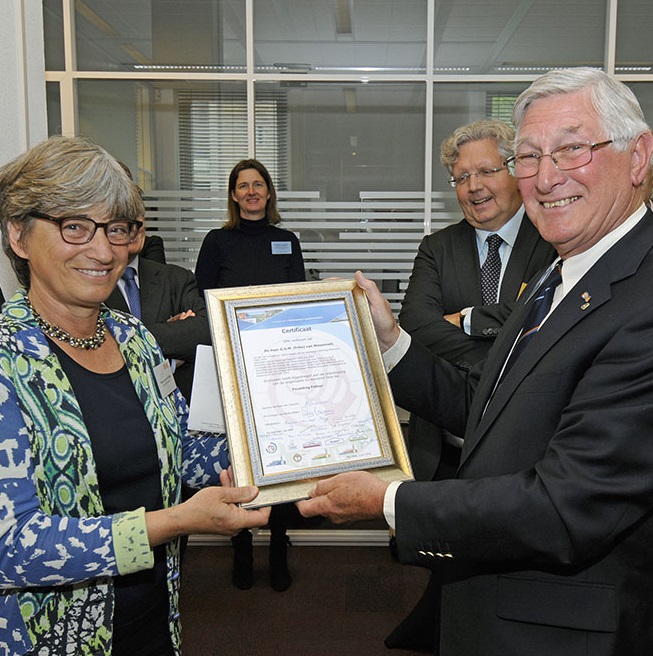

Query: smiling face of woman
8;206;129;321
230;168;270;221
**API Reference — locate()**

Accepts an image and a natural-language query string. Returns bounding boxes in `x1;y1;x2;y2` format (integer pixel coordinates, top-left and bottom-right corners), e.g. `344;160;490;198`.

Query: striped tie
499;262;562;383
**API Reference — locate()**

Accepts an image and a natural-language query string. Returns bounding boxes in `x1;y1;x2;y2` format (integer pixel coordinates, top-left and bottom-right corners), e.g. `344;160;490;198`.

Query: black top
51;341;174;656
194;218;306;292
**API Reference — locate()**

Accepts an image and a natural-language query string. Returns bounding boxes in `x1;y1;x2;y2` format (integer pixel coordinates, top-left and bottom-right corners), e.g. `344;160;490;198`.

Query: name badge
154;360;177;398
271;241;292;255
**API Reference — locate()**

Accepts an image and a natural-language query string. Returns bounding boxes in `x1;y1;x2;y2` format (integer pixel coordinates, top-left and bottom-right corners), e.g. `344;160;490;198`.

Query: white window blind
487;93;519;126
178;89;288;190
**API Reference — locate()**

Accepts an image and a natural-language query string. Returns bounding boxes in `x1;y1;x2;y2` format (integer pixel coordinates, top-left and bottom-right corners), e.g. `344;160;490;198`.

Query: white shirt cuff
382;328;411;373
461;306;472;335
383;480;403;530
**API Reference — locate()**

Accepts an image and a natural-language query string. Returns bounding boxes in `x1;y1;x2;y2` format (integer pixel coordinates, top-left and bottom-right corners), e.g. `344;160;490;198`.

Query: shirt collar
475;204;525;251
559;203;648;298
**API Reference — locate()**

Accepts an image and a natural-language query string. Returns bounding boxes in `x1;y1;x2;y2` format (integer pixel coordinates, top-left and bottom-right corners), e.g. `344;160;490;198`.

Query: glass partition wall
43;0;653;313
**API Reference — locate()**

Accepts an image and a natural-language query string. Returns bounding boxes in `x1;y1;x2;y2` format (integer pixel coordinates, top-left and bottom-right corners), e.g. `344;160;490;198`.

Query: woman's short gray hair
512;67;650;150
0;135;144;288
440;118;516;174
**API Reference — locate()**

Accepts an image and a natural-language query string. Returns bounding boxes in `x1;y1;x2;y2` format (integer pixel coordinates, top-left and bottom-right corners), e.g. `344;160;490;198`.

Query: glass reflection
73;0;246;71
433;0;606;74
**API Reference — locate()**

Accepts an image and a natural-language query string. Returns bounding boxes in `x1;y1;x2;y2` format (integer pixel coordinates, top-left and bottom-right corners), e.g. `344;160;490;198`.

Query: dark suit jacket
399;215;555;479
141;235;166;264
389;209;653;655
400;214;556;368
105;258;211;401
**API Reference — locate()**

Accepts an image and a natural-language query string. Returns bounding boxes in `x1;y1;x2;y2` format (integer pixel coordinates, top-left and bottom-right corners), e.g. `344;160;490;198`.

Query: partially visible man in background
106;221;210;402
400;118;555;483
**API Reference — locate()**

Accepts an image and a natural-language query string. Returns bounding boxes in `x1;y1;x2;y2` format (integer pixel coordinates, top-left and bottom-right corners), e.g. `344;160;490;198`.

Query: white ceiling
44;0;652;74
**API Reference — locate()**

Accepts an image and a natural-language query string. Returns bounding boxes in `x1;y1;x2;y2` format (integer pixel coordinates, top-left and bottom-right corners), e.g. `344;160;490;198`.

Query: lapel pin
580;292;591;310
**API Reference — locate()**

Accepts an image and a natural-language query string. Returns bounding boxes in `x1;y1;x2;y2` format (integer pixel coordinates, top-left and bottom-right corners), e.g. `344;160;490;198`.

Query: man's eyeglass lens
507;140;613;179
449;167;507;188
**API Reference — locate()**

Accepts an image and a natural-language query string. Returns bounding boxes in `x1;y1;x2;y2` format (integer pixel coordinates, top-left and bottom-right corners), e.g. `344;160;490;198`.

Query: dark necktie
480;234;503;304
499;261;562;383
121;267;141;319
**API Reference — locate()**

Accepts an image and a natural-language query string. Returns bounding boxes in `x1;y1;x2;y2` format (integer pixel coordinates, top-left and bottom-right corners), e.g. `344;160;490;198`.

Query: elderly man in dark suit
106;224;210;401
390;118;555;653
298;67;653;656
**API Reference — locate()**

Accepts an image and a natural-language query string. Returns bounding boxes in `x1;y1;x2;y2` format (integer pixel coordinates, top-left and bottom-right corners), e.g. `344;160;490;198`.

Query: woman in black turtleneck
195;159;305;291
195;159;306;592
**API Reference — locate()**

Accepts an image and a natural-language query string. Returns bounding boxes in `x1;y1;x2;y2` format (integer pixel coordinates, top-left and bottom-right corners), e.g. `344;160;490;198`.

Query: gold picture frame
205;278;413;508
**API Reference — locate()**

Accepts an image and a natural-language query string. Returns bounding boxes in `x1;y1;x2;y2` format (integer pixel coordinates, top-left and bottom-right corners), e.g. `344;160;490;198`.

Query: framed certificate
205;278;413;508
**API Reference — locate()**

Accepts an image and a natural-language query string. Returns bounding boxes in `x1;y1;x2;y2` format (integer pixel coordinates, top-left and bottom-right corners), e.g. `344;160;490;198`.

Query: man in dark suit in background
400;118;555;483
117;160;167;264
141;234;166;264
298;67;653;656
106;224;211;401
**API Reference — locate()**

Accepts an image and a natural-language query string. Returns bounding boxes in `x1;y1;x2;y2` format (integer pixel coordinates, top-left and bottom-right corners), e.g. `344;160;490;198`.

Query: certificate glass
205;279;413;508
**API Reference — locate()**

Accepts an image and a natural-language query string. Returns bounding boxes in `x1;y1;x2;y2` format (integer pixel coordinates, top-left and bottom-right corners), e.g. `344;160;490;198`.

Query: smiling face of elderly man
513;88;652;259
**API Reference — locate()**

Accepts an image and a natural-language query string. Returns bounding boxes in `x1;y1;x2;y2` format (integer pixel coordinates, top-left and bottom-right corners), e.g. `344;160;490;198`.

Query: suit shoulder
420;218;473;247
140;258;197;283
518;214;544;240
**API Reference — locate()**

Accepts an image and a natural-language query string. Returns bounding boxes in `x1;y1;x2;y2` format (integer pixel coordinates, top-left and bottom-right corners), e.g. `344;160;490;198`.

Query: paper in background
188;344;226;432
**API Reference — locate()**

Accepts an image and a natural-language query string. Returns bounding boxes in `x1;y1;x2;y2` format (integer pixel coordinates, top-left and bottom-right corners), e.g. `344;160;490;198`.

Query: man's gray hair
512;67;650;151
440;118;516;173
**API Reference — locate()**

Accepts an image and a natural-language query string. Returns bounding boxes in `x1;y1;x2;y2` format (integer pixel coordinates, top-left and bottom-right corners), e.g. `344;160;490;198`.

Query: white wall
0;0;48;297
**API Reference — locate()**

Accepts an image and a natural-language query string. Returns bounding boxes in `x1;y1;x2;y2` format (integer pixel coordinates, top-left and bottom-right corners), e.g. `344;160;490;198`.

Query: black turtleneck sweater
195;218;306;292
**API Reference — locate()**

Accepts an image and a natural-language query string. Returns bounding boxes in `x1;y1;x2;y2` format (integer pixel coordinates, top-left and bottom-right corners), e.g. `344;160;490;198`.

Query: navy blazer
399;214;556;370
390;208;653;655
399;215;555;480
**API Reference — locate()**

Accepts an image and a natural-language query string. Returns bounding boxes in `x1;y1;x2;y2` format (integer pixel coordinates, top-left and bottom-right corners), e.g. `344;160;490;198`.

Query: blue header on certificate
237;299;347;331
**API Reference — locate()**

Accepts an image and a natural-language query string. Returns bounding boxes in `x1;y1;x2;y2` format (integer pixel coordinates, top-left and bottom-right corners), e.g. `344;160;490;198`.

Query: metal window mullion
424;0;435;237
60;0;77;136
246;0;255;157
604;0;618;76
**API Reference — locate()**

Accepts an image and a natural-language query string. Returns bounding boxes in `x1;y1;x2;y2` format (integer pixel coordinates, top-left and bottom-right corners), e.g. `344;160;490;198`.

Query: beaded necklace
27;297;106;350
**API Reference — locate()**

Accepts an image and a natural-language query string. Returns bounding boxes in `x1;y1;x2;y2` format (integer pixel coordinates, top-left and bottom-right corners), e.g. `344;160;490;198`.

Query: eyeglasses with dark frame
505;140;613;179
448;166;509;188
29;211;143;246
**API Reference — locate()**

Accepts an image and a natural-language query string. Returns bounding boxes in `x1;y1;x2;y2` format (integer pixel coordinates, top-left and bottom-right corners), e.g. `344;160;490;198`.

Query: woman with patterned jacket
0;135;270;656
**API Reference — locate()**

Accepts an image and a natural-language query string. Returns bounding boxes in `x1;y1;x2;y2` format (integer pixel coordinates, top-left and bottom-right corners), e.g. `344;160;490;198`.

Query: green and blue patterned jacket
0;291;229;655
